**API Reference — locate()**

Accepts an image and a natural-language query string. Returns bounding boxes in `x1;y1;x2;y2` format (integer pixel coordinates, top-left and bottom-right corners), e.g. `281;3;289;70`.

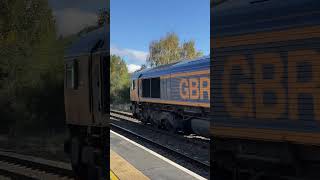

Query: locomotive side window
151;77;160;98
65;61;78;89
142;77;161;98
132;80;136;90
142;79;151;97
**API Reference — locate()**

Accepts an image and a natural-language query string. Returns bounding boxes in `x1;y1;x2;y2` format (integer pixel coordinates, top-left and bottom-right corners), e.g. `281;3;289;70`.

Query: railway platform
110;130;206;180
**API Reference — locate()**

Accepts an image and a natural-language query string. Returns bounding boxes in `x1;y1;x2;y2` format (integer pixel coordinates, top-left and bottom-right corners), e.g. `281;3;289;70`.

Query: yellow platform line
110;150;150;180
110;170;119;180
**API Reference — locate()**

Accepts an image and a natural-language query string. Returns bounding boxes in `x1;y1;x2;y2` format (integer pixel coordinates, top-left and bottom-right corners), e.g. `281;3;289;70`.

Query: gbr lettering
222;50;320;121
180;77;210;100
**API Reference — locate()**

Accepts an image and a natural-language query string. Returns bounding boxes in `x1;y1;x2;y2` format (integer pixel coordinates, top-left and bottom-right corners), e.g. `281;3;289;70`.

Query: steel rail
0;150;73;179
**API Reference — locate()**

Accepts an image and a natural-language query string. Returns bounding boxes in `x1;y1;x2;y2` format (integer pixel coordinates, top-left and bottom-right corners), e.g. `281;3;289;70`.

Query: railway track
110;109;210;171
0;150;73;180
110;109;210;145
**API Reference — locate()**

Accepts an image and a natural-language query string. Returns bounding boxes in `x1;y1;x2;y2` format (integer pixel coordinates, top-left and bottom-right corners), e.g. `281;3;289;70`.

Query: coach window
151;77;160;98
65;61;78;89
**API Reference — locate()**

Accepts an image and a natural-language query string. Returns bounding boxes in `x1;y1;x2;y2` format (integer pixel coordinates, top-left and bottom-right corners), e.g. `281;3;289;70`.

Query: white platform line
110;130;207;180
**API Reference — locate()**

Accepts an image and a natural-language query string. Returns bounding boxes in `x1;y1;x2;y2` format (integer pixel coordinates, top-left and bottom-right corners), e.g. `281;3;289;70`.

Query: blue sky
111;0;210;72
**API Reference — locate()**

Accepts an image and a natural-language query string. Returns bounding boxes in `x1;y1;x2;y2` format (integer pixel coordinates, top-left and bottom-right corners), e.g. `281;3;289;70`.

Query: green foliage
110;55;130;104
0;0;65;135
0;0;111;136
181;41;203;60
147;32;203;67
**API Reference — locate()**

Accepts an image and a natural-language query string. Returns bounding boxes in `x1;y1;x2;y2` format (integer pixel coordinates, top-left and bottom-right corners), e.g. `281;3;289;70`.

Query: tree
146;32;203;67
0;0;65;135
110;55;130;103
137;64;147;72
180;41;203;60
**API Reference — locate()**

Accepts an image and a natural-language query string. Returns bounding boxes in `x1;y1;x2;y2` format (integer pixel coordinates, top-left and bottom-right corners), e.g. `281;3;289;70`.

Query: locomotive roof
65;25;109;58
212;0;320;37
131;55;210;79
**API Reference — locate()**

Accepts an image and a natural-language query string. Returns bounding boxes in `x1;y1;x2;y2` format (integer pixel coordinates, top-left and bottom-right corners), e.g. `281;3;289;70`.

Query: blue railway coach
212;0;320;179
130;56;210;136
64;25;109;179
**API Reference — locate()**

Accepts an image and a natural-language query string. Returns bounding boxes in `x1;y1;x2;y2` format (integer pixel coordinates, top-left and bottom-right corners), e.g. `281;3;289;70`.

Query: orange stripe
212;25;320;48
140;98;210;108
212;126;320;145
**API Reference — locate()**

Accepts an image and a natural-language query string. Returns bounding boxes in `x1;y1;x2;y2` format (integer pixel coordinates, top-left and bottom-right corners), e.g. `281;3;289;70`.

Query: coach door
90;51;109;125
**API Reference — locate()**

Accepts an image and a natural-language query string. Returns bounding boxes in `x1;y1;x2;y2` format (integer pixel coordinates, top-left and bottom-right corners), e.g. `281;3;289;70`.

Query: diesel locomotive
63;25;109;179
212;0;320;179
130;56;210;137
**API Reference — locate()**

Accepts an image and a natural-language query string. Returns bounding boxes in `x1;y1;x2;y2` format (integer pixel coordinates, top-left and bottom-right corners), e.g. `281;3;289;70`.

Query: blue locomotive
130;56;210;137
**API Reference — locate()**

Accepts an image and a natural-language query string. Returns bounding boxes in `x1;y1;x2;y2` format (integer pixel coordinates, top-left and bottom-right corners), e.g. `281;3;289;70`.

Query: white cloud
127;64;141;73
110;46;148;64
53;8;97;36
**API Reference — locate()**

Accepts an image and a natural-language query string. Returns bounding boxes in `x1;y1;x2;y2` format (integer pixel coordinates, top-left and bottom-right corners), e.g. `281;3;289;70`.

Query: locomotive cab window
142;79;151;97
65;61;78;89
151;77;160;98
142;77;160;98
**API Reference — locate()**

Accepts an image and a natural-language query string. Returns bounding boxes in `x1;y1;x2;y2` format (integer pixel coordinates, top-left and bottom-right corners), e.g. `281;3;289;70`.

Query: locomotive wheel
164;119;176;133
141;110;150;124
161;113;177;133
151;121;160;128
132;104;139;119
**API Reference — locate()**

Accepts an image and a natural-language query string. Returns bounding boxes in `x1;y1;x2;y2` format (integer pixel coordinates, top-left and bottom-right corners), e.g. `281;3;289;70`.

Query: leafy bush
110;55;130;104
0;0;65;136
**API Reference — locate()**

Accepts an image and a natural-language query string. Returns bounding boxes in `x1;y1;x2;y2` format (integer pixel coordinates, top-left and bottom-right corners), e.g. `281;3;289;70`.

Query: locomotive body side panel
64;27;108;127
211;0;320;145
139;70;210;107
212;31;320;145
130;79;139;102
211;1;320;178
64;56;91;126
131;57;210;108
